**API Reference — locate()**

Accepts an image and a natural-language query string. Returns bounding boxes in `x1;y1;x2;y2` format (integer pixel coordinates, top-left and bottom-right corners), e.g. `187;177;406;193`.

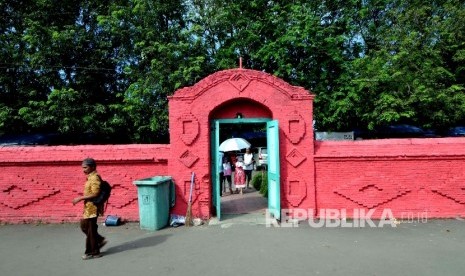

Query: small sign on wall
315;132;354;141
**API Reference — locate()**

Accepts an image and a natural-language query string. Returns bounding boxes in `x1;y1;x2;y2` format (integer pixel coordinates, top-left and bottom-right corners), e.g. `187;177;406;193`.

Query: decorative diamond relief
229;73;251;92
431;174;465;204
107;183;138;209
0;182;59;210
179;150;199;168
334;173;411;209
286;148;306;168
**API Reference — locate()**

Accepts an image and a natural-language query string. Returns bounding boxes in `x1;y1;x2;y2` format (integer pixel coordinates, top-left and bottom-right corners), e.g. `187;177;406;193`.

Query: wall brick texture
314;138;465;219
2;69;465;224
0;145;170;223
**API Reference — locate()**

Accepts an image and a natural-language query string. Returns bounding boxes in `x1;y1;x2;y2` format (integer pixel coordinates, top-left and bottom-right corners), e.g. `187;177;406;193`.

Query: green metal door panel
211;120;221;220
267;120;280;220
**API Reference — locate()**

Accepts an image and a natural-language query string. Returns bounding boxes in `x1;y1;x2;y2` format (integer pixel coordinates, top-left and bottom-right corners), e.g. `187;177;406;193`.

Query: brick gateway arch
168;68;315;219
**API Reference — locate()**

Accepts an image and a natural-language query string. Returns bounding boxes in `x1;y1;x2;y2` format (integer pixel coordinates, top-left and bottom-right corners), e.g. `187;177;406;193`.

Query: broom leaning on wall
185;172;195;227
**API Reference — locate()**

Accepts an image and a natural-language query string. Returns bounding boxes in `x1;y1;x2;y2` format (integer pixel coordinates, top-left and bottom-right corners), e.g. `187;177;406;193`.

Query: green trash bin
133;176;175;231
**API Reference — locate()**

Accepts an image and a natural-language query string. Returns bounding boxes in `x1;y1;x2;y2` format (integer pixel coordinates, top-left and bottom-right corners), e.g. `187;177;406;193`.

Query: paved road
1;216;465;276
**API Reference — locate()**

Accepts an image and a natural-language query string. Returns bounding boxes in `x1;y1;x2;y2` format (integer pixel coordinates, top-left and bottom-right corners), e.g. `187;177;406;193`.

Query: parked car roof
375;124;426;138
0;132;131;146
0;133;61;146
446;126;465;137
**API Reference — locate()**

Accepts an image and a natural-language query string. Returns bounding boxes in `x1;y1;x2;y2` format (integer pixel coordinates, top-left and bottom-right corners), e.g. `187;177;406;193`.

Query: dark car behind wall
446;126;465;137
0;132;131;146
353;124;440;139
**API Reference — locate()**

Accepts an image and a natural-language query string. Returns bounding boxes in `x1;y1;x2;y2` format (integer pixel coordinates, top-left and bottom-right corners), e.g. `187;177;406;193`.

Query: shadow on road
104;234;172;256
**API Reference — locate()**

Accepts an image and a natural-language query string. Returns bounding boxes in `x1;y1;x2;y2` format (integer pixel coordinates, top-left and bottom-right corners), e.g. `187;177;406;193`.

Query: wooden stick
185;172;195;227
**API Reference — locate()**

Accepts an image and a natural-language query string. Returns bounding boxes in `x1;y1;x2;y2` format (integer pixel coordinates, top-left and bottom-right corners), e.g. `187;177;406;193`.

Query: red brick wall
1;138;465;224
2;68;465;224
0;145;170;223
314;138;465;219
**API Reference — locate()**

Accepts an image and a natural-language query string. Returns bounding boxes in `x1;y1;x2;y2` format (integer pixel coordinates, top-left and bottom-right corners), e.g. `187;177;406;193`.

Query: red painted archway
168;68;315;219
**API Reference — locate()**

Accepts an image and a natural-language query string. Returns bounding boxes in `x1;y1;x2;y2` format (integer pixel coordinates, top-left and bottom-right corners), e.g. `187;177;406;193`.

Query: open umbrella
219;137;251;152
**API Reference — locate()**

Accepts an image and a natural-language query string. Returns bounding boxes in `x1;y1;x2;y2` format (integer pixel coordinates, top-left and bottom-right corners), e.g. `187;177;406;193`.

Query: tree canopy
1;0;464;143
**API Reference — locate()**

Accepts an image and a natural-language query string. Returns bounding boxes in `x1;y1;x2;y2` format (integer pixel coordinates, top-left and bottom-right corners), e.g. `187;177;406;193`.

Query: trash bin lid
133;176;172;186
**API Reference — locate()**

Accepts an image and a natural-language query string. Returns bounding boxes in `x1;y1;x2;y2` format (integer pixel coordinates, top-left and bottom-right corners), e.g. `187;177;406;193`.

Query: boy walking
72;158;107;260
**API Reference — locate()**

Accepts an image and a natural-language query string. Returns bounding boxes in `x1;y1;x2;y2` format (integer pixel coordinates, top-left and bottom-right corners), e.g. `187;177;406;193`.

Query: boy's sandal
82;254;102;260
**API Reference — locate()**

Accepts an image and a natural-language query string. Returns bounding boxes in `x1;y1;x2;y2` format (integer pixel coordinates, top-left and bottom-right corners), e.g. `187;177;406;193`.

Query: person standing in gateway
243;148;254;189
234;156;246;194
72;158;107;260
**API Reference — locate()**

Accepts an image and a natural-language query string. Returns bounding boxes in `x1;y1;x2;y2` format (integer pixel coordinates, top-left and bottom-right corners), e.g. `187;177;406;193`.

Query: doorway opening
220;121;267;216
211;118;280;221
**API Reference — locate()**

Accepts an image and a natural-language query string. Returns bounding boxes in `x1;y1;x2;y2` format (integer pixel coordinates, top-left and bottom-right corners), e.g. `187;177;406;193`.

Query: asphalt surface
1;215;465;276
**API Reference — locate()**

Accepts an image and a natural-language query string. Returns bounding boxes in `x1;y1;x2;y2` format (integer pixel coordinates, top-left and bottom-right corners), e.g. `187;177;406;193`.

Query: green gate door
211;118;275;220
267;120;281;220
211;120;221;220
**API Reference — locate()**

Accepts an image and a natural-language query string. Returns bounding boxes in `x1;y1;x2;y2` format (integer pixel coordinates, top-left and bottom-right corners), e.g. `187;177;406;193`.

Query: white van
254;147;268;170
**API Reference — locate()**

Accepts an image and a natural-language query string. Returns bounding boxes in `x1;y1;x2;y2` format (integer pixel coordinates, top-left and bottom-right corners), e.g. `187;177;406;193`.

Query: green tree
98;0;208;142
349;0;465;131
2;0;465;142
1;0;127;139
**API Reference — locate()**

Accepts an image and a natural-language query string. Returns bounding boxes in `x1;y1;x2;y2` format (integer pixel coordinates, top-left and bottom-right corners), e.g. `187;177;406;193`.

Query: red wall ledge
0;145;170;224
315;137;465;158
314;137;465;219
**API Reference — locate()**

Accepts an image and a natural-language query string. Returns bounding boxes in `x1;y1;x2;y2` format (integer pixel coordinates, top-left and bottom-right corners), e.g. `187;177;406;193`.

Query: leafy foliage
251;171;267;198
1;0;465;141
258;172;268;198
251;172;263;191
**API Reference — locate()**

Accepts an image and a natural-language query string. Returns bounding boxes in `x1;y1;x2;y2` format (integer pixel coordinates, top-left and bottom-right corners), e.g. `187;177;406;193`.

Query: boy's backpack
92;176;112;214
